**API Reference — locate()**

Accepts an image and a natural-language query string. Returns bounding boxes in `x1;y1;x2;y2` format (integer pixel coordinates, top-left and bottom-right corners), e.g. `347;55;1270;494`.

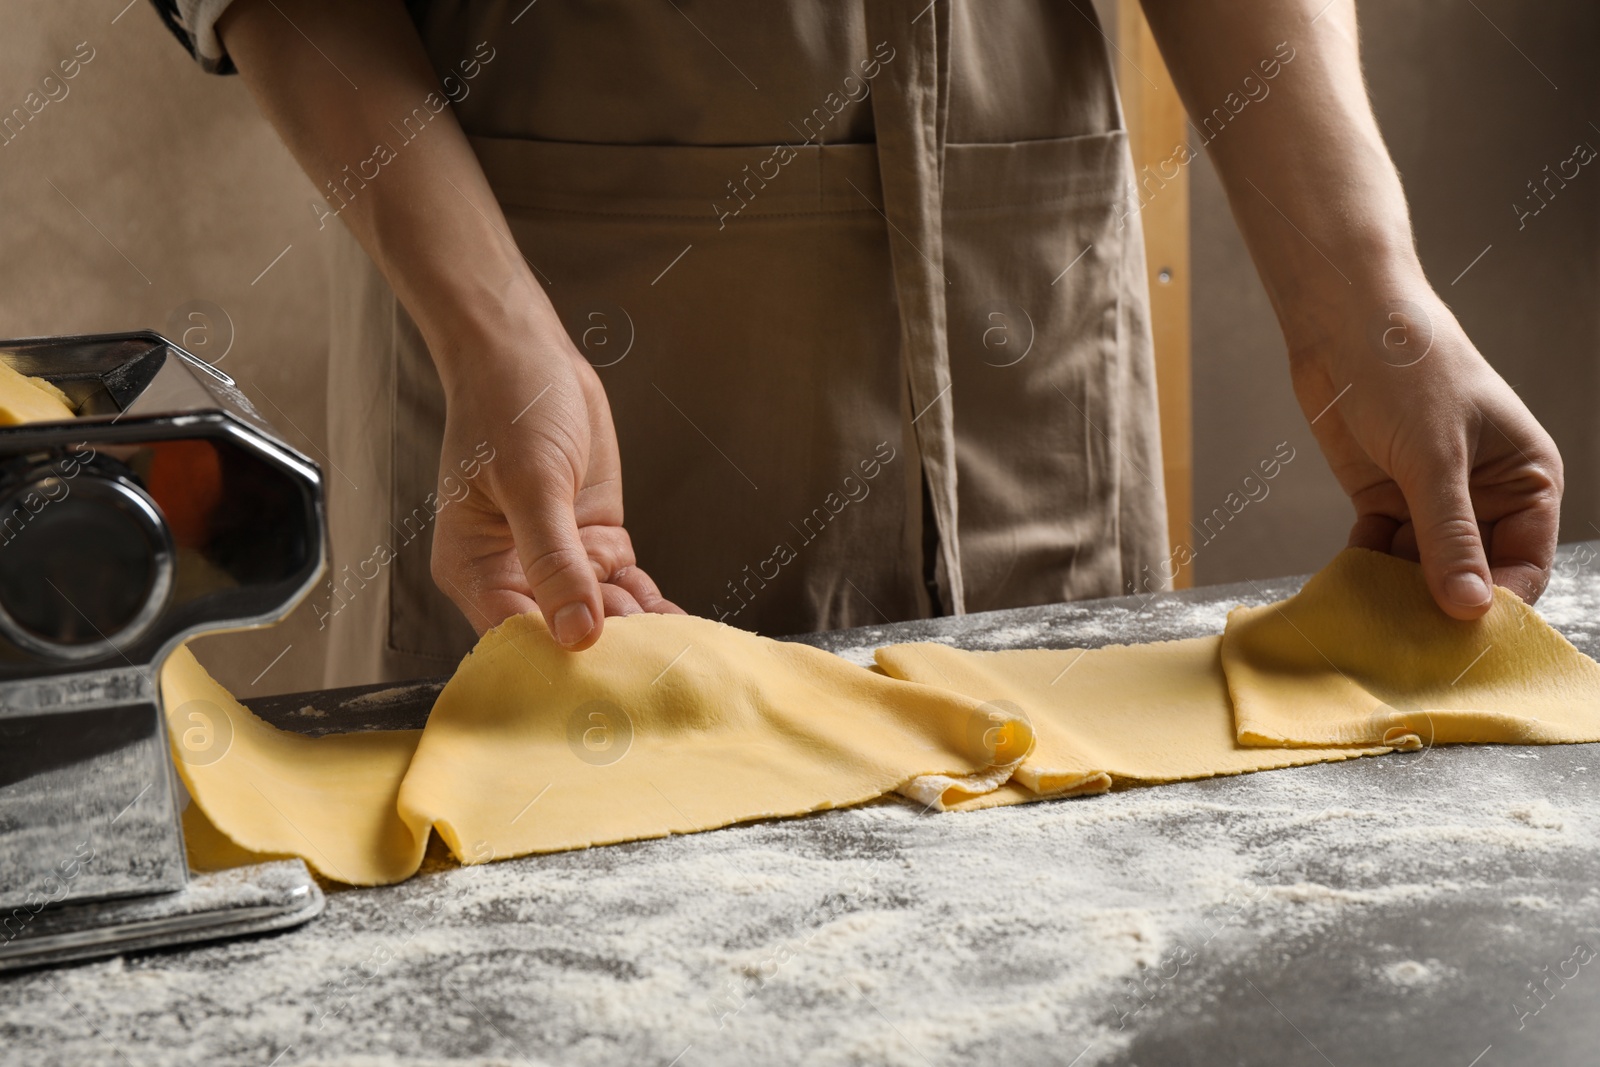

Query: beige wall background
2;1;1594;694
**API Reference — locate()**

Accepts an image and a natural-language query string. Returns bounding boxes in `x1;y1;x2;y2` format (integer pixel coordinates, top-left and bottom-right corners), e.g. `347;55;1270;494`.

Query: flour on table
1378;958;1450;991
5;742;1591;1067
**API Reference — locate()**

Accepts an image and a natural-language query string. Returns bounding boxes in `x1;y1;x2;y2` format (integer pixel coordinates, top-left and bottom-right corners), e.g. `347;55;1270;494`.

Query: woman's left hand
1288;283;1563;618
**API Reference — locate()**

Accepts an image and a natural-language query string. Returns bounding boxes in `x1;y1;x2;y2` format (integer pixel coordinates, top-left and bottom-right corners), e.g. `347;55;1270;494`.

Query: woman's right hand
430;308;683;650
219;0;681;652
218;0;679;648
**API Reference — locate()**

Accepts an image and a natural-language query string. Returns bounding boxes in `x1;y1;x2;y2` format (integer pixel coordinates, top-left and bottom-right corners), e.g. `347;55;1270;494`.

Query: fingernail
553;602;595;647
1445;571;1493;608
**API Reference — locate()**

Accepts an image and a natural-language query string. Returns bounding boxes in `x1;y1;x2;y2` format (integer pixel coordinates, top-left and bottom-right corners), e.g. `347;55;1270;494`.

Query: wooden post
1115;1;1193;588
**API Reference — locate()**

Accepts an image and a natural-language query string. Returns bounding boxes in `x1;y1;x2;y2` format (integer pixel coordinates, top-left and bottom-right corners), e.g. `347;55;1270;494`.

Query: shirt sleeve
149;0;434;76
148;0;241;74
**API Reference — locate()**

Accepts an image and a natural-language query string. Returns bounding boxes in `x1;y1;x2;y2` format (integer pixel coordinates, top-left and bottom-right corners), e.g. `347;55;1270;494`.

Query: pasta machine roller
0;330;325;972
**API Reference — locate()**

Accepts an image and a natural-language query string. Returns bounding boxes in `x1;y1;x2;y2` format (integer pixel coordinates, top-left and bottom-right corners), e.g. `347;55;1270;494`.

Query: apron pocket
941;130;1165;611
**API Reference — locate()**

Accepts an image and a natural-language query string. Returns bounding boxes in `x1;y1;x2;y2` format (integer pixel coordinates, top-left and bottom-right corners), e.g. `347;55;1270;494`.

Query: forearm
218;0;550;390
1137;0;1421;351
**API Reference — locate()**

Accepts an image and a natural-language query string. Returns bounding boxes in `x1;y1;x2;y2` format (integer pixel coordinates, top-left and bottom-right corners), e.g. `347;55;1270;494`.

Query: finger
1477;413;1562;604
431;502;538;636
1402;461;1494;620
579;524;639;583
501;471;605;650
610;564;687;615
599;581;645;618
1389;521;1420;562
1347;512;1401;554
579;527;686;613
1484;497;1560;604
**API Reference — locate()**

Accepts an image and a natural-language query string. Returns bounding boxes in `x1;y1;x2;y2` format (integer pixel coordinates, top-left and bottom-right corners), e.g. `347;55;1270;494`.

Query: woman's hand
431;311;683;649
1140;1;1565;618
1289;285;1562;618
220;0;679;650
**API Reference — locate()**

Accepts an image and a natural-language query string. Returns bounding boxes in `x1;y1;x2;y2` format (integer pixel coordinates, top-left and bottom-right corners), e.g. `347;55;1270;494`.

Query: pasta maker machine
0;331;326;972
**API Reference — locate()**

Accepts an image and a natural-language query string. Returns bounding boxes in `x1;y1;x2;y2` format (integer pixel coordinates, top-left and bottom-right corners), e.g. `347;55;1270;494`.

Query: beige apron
320;0;1167;687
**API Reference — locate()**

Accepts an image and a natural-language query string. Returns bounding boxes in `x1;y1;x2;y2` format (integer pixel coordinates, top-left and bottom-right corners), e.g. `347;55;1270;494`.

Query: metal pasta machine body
0;331;325;972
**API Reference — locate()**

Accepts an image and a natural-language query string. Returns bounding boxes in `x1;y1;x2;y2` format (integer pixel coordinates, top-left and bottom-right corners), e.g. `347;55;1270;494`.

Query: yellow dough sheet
165;547;1600;886
165;646;426;885
1223;548;1600;749
875;635;1390;812
165;613;1032;885
0;361;74;423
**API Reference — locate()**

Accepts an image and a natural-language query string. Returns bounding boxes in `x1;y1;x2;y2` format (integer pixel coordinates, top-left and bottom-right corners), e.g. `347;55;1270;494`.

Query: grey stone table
4;546;1600;1067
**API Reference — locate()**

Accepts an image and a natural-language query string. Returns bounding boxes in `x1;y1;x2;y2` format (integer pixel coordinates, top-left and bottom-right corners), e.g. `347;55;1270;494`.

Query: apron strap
865;0;966;616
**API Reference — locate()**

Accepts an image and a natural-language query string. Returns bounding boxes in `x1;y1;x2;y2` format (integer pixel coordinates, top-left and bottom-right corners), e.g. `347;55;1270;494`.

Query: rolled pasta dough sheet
164;645;426;885
396;613;1032;861
163;613;1033;884
875;635;1387;812
163;547;1600;886
1222;548;1600;749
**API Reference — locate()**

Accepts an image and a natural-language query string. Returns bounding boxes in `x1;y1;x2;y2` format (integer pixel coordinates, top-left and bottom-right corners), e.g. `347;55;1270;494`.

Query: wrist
417;278;571;397
1276;241;1432;362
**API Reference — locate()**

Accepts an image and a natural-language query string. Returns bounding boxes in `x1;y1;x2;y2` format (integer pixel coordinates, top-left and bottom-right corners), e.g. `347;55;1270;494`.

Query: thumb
1404;462;1494;620
503;475;605;650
